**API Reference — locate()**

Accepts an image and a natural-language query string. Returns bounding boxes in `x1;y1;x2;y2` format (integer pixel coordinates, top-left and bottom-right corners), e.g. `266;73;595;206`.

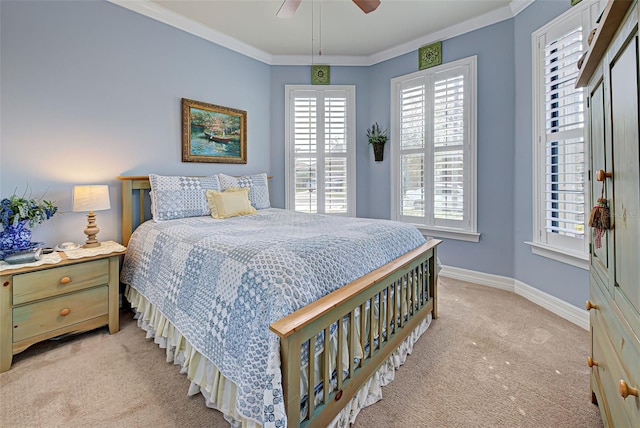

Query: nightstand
0;248;126;372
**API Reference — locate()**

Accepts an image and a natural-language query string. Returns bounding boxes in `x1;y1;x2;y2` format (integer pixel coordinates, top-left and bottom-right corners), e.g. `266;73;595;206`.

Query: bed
118;174;440;427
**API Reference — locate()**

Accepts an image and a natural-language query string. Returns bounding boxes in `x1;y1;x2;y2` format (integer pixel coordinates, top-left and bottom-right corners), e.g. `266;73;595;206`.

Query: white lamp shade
72;185;111;212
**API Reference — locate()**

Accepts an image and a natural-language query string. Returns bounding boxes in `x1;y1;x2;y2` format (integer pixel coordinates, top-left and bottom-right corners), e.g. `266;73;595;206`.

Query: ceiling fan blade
353;0;381;14
276;0;302;18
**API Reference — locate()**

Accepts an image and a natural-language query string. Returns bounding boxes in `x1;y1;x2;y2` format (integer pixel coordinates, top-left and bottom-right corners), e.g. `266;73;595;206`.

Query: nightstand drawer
12;285;108;343
13;259;109;305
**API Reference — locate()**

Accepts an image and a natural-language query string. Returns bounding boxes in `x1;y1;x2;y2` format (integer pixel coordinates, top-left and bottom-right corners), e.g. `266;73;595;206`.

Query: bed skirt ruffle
125;286;431;427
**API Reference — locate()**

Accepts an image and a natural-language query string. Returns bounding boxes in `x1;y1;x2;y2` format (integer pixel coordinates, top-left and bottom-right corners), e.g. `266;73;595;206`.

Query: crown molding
108;0;536;67
510;0;536;16
270;54;374;67
108;0;273;65
368;2;515;66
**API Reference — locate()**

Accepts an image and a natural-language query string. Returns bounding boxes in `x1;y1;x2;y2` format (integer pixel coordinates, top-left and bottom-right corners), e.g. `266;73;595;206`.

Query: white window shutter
285;86;356;216
543;25;585;241
530;2;595;266
433;73;465;223
399;81;426;218
392;56;477;239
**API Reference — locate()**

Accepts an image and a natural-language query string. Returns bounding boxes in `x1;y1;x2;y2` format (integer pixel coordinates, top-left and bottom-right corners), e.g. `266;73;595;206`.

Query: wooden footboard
117;176;440;427
270;239;439;427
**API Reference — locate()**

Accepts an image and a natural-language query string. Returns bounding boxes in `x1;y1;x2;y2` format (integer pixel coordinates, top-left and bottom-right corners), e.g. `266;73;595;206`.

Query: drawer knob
595;169;612;182
587;357;598;367
619;380;639;399
59;308;71;316
59;276;72;285
585;300;599;310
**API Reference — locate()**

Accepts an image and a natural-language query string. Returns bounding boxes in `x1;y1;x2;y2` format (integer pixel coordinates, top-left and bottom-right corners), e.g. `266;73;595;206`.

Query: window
284;85;356;216
531;3;594;268
390;56;478;242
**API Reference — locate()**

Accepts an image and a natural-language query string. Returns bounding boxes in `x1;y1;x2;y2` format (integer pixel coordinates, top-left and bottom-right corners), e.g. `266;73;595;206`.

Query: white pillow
218;173;270;209
148;174;221;221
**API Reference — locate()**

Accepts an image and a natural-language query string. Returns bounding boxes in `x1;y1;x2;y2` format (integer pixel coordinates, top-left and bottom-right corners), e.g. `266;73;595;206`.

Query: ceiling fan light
276;0;302;18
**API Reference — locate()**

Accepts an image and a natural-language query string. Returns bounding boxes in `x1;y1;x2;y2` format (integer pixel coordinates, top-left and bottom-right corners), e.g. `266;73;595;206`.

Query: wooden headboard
117;175;273;246
117;176;151;246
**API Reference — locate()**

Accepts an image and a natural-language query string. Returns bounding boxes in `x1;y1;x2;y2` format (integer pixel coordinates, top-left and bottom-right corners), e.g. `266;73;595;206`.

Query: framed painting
182;98;247;164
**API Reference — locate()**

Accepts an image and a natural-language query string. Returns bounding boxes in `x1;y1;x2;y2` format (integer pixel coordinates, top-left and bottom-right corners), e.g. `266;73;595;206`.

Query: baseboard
439;265;589;330
439;266;514;292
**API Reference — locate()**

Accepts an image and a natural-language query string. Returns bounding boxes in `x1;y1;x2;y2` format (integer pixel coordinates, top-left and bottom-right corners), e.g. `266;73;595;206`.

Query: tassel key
589;197;611;249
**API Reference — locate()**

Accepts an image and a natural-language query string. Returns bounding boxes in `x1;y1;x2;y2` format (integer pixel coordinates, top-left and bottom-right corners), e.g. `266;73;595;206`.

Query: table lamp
72;185;111;248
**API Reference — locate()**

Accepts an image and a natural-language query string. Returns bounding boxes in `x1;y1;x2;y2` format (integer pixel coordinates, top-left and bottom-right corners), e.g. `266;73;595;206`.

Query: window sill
416;226;481;242
525;241;589;270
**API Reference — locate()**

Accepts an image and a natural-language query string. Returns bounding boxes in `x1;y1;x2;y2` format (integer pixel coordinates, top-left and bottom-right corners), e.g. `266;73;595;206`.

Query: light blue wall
270;20;517;278
514;0;589;308
433;20;517;277
1;0;271;246
374;22;517;277
1;0;588;308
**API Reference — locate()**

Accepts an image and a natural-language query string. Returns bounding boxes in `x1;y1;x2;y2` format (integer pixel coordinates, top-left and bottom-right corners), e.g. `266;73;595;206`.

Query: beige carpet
0;277;603;427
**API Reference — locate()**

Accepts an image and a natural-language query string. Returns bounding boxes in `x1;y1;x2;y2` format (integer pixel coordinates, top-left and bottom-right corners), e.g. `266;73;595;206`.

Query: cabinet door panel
589;80;611;291
610;35;640;315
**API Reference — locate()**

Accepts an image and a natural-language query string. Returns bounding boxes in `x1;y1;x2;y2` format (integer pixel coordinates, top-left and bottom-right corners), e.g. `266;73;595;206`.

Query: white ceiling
110;0;534;65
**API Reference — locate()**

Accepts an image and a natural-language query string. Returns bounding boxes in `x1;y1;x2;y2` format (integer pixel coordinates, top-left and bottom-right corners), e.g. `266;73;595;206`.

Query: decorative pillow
149;174;221;221
206;188;256;219
218;173;270;209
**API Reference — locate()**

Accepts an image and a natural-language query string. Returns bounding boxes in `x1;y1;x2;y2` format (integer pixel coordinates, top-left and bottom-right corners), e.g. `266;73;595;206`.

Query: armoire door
589;79;612;294
609;32;640;327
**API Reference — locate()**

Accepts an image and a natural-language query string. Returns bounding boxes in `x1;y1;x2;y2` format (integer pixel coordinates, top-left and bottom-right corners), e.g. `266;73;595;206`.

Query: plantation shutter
287;87;355;216
396;61;472;232
399;79;426;218
293;94;318;213
542;23;585;243
433;72;465;223
324;94;349;214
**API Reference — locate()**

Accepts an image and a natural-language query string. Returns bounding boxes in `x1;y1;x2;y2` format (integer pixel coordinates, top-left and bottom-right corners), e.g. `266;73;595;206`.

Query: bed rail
270;239;440;427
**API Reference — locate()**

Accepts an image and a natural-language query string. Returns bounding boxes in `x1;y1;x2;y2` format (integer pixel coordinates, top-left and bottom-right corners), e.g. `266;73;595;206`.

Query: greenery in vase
366;122;388;145
0;191;58;230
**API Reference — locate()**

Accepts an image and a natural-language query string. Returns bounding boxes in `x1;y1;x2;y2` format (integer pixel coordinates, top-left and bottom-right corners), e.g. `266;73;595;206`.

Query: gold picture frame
182;98;247;164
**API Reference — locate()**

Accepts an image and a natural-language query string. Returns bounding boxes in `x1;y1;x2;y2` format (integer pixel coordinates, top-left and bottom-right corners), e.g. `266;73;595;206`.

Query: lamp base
83;211;102;248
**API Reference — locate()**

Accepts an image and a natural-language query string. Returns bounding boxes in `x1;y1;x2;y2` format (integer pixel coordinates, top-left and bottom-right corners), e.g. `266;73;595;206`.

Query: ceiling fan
276;0;381;18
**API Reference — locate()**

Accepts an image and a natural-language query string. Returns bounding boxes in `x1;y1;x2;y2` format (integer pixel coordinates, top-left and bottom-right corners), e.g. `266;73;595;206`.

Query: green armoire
576;0;640;426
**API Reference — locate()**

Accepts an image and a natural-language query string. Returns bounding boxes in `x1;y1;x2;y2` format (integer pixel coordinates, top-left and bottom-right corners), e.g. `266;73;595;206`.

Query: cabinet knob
619;380;639;399
585;300;599;310
596;169;612;182
59;308;71;316
587;357;598;367
59;276;72;285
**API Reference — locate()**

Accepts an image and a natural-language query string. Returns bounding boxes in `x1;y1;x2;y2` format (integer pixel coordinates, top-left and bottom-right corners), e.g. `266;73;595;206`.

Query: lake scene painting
182;98;247;164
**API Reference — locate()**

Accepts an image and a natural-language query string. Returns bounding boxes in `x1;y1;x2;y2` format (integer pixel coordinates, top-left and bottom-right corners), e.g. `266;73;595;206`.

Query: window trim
284;84;357;216
530;0;599;268
390;55;478;241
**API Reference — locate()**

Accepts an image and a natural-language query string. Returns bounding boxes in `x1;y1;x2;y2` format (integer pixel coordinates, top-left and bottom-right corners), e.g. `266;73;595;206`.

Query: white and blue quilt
120;208;425;426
